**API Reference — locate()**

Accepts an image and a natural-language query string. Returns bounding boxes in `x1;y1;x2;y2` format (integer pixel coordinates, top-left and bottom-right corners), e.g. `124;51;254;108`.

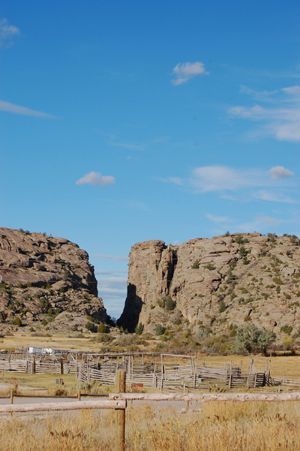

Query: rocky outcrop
0;228;107;332
118;234;300;340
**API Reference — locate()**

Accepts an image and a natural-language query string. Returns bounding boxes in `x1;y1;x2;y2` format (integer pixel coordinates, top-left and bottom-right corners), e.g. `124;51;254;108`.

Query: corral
0;350;299;392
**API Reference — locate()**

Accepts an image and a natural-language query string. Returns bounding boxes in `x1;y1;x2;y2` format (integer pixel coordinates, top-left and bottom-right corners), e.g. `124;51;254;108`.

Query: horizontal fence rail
0;351;295;392
0;399;126;413
109;392;300;402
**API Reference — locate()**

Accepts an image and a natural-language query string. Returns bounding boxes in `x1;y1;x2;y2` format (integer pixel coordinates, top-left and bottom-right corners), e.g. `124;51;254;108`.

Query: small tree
155;324;166;336
12;317;22;327
135;323;144;335
235;324;276;354
164;297;176;311
86;321;97;333
98;322;109;333
219;301;227;313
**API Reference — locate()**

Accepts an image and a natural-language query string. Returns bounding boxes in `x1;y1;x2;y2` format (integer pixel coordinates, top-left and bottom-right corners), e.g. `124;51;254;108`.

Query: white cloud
0;100;55;118
171;61;207;85
206;213;230;223
94;253;128;262
76;171;115;186
230;84;300;142
236;215;283;232
269;166;294;179
0;18;20;47
160;176;184;186
240;85;278;102
255;190;297;204
98;131;144;151
282;85;300;96
96;271;127;318
191;165;265;192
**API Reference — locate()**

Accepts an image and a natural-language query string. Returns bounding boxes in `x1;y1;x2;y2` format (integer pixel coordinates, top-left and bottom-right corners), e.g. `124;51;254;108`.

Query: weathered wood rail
0;351;296;392
109;391;300;402
78;357;272;391
0;368;128;451
0;354;77;374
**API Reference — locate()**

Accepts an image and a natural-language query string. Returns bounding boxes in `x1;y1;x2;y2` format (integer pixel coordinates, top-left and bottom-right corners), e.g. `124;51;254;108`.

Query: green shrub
239;246;250;258
267;233;277;243
196;326;211;339
192;260;200;269
219;301;227;313
86;321;97;333
235;324;276;354
135;323;144;335
97;323;109;333
280;325;293;335
164;297;176;311
157;297;176;311
204;262;216;271
234;236;249;245
96;333;113;343
155;324;166;336
12;317;22;327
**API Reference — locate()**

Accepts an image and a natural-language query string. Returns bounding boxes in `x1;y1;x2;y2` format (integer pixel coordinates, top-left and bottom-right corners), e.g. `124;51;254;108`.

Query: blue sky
1;1;300;317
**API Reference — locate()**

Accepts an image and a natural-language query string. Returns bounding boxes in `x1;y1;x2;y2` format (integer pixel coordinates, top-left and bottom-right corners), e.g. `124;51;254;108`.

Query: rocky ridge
118;233;300;344
0;228;107;332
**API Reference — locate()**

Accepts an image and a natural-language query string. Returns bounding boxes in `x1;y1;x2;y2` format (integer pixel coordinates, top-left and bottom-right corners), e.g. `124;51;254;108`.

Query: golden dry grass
0;333;99;353
0;401;299;450
195;354;300;378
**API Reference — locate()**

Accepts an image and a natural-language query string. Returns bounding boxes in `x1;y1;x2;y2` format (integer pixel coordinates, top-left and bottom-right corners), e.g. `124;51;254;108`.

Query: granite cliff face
0;228;107;332
119;234;300;341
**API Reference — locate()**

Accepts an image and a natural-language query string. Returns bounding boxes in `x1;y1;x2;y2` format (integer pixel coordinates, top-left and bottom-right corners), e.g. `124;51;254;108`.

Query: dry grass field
0;333;299;377
0;333;299;396
0;401;299;450
0;333;100;353
195;354;300;378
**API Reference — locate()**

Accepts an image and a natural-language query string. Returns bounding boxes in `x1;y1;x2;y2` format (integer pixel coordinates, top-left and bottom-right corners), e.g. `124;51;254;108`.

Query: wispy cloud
162;165;296;193
0;100;56;118
0;18;20;47
229;84;300;142
171;61;207;86
96;270;127;318
191;166;263;192
163;164;296;204
98;131;144;151
236;215;283;232
254;190;297;204
94;253;128;262
204;212;293;237
160;176;184;186
269;166;294;179
76;171;115;186
206;213;230;224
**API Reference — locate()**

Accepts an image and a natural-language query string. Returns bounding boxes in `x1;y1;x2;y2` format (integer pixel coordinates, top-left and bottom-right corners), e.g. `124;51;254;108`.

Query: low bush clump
235;324;276;354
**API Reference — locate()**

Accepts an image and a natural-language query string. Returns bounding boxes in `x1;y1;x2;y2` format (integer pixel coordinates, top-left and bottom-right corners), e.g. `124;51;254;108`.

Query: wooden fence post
228;362;232;389
10;388;14;404
115;369;126;451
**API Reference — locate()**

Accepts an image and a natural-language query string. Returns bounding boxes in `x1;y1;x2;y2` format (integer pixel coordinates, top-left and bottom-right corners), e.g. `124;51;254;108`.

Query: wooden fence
1;352;297;391
78;358;270;391
0;353;78;375
0;367;299;451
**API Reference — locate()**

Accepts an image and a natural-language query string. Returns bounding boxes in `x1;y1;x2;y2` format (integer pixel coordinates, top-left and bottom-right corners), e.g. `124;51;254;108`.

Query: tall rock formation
118;234;300;341
0;228;107;332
